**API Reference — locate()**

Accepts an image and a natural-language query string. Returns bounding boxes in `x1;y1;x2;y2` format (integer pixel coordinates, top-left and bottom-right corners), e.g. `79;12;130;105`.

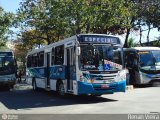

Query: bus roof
77;33;120;38
124;47;160;51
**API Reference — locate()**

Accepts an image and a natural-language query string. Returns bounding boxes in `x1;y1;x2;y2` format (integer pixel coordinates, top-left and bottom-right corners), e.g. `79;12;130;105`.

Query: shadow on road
0;88;118;110
134;84;152;88
0;87;9;91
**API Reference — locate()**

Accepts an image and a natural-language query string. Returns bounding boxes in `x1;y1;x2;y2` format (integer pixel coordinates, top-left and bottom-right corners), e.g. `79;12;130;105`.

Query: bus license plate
101;84;109;88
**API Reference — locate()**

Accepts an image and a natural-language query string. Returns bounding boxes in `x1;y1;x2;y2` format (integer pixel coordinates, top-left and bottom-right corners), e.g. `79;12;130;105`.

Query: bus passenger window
27;55;32;68
32;54;38;67
51;48;55;65
55;45;64;65
38;51;44;67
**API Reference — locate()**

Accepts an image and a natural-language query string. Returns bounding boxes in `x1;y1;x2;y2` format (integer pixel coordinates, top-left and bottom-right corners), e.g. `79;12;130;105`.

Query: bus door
66;47;74;92
126;51;139;84
45;52;50;88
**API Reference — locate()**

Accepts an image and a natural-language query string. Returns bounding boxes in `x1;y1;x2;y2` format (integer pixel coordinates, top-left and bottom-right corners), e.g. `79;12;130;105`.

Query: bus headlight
89;78;95;83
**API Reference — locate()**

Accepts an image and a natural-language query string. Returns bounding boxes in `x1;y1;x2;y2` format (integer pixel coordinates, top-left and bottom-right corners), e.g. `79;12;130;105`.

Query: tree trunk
147;24;151;46
123;17;135;48
123;28;131;48
139;27;142;46
46;34;51;45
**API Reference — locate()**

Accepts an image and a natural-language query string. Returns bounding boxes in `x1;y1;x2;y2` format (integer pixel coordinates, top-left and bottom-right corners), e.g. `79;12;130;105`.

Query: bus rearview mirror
76;47;81;56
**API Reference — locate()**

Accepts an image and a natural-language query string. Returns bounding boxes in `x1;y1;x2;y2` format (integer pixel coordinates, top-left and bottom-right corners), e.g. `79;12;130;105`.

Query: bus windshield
79;44;122;71
139;50;160;67
0;56;16;75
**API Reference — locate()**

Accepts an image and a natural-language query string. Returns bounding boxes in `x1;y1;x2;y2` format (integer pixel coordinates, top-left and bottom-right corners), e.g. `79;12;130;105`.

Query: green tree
142;0;160;44
20;30;48;49
17;0;160;48
17;0;66;45
0;6;14;48
123;0;160;47
128;37;137;47
14;43;27;68
16;0;133;46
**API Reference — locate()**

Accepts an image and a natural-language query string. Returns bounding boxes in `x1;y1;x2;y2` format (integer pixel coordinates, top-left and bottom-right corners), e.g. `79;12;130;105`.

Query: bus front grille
93;86;116;90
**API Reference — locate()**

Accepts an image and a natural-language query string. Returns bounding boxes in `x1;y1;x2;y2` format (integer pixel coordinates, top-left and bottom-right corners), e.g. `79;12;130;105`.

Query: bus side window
27;55;32;68
126;52;138;69
51;48;55;65
38;51;44;67
55;45;64;65
32;54;38;67
125;52;133;68
113;50;122;64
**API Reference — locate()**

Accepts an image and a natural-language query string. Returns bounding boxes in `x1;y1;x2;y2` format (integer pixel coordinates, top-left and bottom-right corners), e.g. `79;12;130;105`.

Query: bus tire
57;81;65;96
5;85;10;91
91;94;102;97
10;85;14;89
32;79;38;91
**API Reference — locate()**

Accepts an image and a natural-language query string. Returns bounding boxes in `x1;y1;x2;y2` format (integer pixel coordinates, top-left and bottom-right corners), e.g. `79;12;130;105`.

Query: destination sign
78;35;120;44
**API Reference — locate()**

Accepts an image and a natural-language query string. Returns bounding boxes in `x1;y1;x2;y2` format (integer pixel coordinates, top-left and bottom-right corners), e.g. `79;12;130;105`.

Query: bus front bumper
77;80;126;95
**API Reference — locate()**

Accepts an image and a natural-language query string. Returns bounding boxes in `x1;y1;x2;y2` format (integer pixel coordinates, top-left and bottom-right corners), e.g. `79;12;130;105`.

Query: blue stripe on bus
146;74;160;78
28;67;45;78
49;66;66;79
27;66;76;80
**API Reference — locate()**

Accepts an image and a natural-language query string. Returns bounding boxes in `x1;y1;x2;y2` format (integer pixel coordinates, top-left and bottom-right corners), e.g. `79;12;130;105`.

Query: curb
126;85;134;90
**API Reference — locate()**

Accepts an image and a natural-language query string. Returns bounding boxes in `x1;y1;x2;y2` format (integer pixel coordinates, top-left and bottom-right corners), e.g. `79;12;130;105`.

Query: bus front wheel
90;94;102;97
57;82;65;96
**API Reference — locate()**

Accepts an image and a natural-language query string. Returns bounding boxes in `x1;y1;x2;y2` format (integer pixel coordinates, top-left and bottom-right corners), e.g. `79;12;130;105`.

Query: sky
0;0;160;44
0;0;22;13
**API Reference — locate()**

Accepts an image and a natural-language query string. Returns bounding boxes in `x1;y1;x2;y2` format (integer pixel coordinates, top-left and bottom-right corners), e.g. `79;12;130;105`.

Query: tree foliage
15;0;160;49
16;0;132;45
0;6;14;48
128;38;137;47
123;0;160;47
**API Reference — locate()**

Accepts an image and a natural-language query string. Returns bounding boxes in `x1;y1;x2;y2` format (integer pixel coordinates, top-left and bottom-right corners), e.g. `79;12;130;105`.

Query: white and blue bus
124;47;160;86
0;50;17;89
26;34;126;96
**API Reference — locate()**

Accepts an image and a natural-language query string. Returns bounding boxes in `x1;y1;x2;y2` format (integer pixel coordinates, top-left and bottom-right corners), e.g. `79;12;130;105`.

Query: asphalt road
0;83;160;114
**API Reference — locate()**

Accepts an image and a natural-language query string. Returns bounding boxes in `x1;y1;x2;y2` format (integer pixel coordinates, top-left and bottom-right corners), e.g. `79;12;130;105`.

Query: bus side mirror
76;47;81;56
